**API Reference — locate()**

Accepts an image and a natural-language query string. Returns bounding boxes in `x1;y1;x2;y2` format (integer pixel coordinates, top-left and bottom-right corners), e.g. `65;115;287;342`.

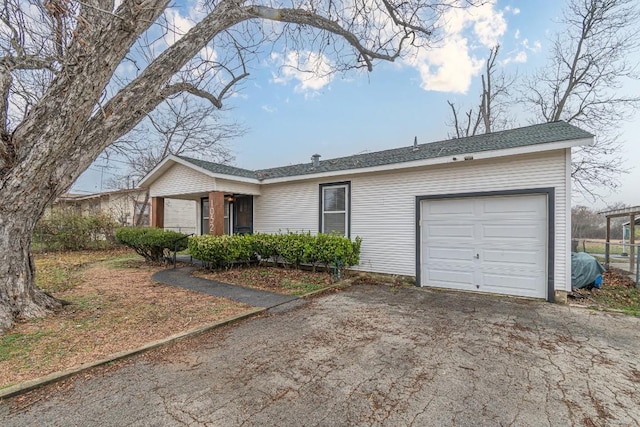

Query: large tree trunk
0;215;61;332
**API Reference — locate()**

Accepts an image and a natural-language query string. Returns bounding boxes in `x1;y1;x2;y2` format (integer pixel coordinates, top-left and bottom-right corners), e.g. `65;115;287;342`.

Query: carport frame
415;188;555;302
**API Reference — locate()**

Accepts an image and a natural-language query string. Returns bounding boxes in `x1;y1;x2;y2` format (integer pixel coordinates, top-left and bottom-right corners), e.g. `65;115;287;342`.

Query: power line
97;157;132;166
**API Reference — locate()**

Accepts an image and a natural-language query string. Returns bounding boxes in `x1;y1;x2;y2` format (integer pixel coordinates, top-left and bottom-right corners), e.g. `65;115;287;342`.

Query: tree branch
246;5;412;71
162;72;249;109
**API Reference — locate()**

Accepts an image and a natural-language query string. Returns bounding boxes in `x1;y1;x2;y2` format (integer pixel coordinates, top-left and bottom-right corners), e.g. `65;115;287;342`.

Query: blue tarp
571;252;606;290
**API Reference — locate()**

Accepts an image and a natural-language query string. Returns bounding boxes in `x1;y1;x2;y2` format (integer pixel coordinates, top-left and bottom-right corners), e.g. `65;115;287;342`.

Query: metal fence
573;239;640;286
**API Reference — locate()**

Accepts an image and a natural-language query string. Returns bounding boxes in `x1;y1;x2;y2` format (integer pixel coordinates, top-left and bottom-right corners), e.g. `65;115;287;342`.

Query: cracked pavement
2;284;640;426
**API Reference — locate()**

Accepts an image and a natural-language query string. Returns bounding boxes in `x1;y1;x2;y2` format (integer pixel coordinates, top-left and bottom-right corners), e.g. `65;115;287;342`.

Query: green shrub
188;234;255;268
277;231;314;268
34;210;119;251
116;227;188;262
188;232;362;271
251;233;279;264
314;233;362;268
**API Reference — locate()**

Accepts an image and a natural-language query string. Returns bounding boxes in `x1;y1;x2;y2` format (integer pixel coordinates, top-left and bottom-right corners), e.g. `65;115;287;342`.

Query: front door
233;195;253;235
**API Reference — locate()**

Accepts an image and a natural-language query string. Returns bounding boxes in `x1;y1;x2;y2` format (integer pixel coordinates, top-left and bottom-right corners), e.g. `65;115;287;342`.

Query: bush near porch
188;232;362;270
116;227;189;262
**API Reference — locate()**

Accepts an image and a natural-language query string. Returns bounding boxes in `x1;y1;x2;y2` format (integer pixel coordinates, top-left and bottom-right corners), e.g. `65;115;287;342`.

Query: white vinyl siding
151;164;217;197
254;181;320;233
215;179;261;196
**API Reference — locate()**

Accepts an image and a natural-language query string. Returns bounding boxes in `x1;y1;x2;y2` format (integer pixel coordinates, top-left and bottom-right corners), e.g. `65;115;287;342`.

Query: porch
150;192;255;236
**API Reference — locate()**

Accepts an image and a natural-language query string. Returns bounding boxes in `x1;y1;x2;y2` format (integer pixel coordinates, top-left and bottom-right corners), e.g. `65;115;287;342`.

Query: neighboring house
139;121;594;302
51;189;196;233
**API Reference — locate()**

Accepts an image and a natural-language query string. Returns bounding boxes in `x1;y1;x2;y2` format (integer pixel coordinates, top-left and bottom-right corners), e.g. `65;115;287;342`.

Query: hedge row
116;227;189;262
188;232;362;270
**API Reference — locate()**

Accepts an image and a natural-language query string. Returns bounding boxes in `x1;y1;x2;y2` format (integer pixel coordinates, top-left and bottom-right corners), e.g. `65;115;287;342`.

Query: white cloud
504;5;521;15
522;38;542;53
514;29;520;39
406;38;483;93
270;51;334;94
404;0;508;93
502;50;528;65
163;9;195;47
261;105;277;113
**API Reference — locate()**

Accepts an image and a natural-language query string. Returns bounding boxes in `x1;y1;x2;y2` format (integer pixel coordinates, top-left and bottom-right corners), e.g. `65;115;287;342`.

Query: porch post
208;191;225;235
605;216;611;267
630;214;636;273
151;197;164;228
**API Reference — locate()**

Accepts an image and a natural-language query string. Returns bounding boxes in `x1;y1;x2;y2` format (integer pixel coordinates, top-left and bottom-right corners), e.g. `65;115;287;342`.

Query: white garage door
420;194;548;299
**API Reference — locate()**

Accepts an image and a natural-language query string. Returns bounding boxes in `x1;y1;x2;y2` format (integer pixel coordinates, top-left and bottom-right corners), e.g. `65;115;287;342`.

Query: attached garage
417;190;553;301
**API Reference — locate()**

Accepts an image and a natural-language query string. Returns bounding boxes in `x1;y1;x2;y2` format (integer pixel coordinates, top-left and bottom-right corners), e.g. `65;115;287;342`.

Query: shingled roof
178;121;592;181
177;156;257;179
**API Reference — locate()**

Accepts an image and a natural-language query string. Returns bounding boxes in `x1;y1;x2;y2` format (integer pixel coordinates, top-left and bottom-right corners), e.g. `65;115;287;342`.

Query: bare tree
447;45;514;138
105;95;244;224
522;0;640;198
110;96;241;184
0;0;474;332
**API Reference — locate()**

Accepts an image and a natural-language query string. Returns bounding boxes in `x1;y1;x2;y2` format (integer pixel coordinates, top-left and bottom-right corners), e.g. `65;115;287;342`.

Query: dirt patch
194;265;333;295
0;250;251;390
570;268;640;315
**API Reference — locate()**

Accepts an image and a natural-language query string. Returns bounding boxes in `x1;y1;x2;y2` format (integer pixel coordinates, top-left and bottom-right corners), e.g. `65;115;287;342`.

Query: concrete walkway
152;267;298;308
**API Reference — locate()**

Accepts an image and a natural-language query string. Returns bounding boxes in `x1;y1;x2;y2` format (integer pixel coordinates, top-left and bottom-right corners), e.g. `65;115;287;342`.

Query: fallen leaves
571;268;640;315
195;265;332;295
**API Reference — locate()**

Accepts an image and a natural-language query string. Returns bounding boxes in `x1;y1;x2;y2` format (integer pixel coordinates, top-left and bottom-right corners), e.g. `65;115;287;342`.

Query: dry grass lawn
195;265;333;295
0;250;251;390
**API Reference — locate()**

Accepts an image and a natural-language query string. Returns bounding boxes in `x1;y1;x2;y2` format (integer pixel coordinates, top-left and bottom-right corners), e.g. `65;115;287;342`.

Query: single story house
139;121;593;302
51;189;196;233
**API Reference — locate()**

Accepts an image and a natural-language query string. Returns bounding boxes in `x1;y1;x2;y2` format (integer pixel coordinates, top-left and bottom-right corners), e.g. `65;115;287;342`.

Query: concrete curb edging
0;307;266;401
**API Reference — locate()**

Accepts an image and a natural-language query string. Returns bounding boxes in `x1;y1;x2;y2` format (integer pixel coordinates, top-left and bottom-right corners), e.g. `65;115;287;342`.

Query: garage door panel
480;197;546;216
480;273;546;299
424;199;475;217
480;223;546;240
426;246;475;262
424;268;475;287
425;223;474;239
481;248;545;267
421;194;548;299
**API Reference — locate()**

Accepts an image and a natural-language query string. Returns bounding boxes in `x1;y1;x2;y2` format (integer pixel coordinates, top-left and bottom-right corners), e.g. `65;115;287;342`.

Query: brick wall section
208;191;225;235
151;197;164;228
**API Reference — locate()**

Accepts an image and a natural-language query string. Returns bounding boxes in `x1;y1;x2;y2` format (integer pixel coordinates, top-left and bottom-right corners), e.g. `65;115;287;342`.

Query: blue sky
73;0;639;208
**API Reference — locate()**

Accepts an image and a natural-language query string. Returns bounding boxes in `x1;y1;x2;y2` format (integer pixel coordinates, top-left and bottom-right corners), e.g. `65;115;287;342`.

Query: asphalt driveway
2;284;640;426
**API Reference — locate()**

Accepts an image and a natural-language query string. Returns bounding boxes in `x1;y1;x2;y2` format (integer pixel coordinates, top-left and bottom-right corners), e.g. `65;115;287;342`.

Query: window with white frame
320;182;350;236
